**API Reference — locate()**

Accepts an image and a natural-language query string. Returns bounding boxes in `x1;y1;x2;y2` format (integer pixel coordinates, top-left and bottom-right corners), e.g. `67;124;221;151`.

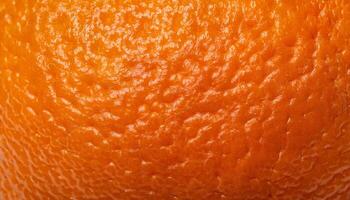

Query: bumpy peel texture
1;0;350;199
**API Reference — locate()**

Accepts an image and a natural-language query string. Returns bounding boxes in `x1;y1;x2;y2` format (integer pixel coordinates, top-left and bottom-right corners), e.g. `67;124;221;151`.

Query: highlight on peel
1;0;350;199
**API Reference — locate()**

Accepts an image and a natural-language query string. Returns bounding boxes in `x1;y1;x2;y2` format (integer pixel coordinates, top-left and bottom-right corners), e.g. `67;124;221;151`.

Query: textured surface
1;0;350;199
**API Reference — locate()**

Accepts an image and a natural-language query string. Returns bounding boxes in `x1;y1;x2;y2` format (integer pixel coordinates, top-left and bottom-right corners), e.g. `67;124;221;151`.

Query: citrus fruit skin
1;0;350;199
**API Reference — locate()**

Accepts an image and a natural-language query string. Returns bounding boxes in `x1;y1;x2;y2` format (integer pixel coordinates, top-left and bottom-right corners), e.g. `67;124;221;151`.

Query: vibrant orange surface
1;0;350;199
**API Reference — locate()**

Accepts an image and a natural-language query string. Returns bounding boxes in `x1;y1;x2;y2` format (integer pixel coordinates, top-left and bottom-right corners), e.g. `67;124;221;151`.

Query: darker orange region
1;0;350;199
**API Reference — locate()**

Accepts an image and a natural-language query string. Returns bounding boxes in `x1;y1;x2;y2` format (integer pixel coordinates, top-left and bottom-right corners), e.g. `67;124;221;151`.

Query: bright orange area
1;0;350;199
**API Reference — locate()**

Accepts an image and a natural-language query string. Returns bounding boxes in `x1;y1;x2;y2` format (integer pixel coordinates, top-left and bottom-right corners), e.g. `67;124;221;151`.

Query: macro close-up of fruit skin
1;0;350;199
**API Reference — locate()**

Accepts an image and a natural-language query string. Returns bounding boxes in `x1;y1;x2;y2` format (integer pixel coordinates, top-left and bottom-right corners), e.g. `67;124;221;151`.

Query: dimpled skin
1;0;350;199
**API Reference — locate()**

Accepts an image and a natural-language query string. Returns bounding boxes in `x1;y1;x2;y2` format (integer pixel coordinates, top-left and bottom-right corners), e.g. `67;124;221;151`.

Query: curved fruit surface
1;0;350;199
